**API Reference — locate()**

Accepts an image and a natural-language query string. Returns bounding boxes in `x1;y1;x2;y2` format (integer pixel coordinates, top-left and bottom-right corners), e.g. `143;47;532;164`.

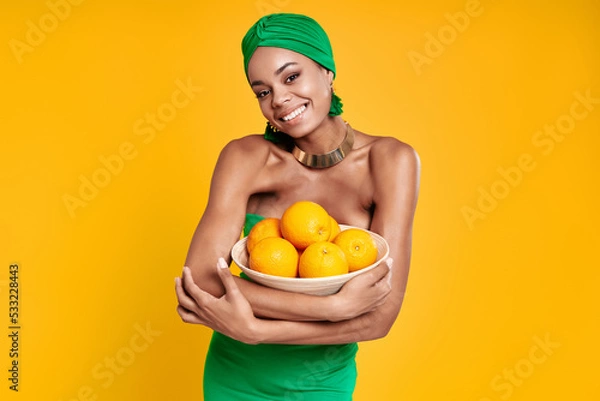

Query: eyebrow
250;62;299;87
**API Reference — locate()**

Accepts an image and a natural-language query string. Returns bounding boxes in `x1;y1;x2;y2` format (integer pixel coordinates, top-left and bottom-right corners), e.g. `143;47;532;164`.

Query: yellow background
2;0;599;400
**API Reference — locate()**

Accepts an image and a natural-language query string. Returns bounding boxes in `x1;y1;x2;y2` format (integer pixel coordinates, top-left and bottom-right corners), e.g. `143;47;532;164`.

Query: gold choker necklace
292;124;355;168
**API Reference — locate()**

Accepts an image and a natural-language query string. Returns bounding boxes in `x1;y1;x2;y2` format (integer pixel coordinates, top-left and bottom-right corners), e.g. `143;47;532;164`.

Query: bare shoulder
366;135;421;173
206;134;277;209
364;134;421;210
215;134;274;173
219;134;270;160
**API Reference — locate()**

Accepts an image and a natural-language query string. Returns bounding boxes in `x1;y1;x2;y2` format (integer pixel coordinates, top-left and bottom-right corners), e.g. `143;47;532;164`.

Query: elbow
189;268;225;298
371;294;406;339
369;321;394;341
360;313;396;341
362;302;403;341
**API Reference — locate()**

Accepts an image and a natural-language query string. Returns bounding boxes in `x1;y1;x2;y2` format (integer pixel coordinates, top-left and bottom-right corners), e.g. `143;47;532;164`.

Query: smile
281;104;307;122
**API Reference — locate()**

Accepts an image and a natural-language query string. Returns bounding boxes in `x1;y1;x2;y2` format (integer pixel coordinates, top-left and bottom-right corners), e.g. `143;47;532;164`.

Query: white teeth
282;105;306;121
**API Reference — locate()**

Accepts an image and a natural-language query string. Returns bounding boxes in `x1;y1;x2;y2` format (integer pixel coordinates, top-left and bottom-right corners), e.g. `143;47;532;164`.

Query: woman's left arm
176;139;420;344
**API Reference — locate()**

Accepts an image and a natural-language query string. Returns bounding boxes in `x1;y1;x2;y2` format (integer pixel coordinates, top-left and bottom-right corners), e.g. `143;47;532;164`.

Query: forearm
190;263;342;322
249;272;406;345
230;258;393;323
234;276;337;321
179;243;402;344
254;306;394;345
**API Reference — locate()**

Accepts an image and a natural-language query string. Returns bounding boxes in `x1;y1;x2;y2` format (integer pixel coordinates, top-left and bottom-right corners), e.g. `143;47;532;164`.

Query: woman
175;13;420;400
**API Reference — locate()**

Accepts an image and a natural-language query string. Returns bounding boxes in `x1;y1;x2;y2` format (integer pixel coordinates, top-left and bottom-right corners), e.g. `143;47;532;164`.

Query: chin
283;123;318;139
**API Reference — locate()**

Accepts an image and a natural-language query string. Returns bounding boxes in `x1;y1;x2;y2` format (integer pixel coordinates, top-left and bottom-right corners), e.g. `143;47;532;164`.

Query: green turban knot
242;13;343;142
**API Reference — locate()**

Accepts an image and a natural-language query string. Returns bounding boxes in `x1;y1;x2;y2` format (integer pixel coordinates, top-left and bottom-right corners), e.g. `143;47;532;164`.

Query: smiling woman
174;12;420;401
248;46;338;150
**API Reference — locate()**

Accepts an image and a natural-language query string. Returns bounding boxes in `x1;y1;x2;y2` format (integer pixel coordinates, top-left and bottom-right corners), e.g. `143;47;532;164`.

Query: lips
279;104;307;122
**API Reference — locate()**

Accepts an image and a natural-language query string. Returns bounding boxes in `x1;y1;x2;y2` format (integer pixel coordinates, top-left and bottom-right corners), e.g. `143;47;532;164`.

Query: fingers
372;259;393;304
181;266;213;305
176;305;203;324
175;260;238;311
216;257;240;297
175;276;202;313
361;257;393;286
175;276;204;323
376;258;393;287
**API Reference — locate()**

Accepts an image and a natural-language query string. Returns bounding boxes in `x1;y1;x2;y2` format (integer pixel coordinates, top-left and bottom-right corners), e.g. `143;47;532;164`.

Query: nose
271;87;291;109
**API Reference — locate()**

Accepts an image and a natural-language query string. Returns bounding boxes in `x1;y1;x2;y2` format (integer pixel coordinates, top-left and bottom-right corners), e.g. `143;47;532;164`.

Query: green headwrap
241;13;343;142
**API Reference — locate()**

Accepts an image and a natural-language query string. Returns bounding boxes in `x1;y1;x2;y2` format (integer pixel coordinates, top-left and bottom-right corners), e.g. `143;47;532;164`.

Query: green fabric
242;13;337;81
242;13;343;145
239;213;265;280
244;213;265;237
203;213;358;400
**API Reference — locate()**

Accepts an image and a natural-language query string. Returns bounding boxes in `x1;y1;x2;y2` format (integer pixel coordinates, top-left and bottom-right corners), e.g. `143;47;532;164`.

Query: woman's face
247;47;333;138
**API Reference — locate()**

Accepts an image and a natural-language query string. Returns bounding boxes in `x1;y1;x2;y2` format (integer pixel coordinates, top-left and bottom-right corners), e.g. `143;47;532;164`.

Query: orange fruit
296;248;304;276
299;241;349;278
247;218;282;253
333;228;378;272
281;201;331;250
328;215;341;241
249;237;298;277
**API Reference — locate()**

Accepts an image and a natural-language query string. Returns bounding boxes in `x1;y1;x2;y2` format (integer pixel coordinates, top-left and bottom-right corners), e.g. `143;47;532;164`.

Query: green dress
203;214;358;400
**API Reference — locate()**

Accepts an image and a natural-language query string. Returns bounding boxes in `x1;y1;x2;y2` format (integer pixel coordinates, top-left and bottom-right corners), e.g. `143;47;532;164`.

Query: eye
286;73;299;83
256;90;270;99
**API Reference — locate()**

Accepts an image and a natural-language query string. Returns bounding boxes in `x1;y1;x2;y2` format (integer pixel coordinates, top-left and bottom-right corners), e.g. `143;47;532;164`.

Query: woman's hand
328;258;393;322
175;258;261;345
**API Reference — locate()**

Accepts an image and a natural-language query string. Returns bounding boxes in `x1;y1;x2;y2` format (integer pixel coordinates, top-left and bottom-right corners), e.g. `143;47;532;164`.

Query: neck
291;119;354;169
293;116;347;154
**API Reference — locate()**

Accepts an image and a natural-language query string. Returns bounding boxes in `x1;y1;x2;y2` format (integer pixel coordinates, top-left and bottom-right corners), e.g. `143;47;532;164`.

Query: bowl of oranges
231;201;390;296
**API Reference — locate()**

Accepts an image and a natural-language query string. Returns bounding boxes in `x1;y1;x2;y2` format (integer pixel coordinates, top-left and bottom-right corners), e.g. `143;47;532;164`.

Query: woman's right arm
183;137;390;322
